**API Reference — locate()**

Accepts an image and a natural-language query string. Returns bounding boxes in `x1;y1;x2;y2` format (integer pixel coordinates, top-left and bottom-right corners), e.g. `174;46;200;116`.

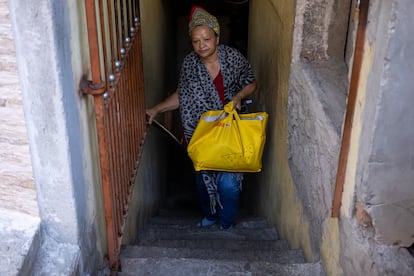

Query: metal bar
124;65;131;210
122;71;129;210
332;0;369;218
110;0;123;234
104;98;118;238
108;94;123;255
117;2;127;221
84;0;118;270
107;96;121;238
127;0;133;34
113;96;123;231
107;0;116;73
137;26;146;136
129;30;139;157
98;0;109;83
125;38;135;188
120;0;126;42
119;72;128;211
115;0;122;60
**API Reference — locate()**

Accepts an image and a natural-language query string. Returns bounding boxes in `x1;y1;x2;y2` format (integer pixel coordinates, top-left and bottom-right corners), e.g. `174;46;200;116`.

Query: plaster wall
248;0;315;261
250;1;350;264
122;130;167;245
338;1;414;274
140;0;176;109
288;61;347;260
122;0;176;243
8;0;107;273
356;0;414;247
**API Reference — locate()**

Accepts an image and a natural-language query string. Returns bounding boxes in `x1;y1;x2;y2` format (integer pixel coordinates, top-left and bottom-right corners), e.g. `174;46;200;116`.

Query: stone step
157;207;250;218
137;223;279;241
119;257;325;276
157;207;203;218
134;238;290;252
121;245;305;264
149;216;270;229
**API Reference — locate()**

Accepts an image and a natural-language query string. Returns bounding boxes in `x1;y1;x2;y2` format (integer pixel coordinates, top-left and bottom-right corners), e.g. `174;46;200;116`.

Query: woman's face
191;26;219;59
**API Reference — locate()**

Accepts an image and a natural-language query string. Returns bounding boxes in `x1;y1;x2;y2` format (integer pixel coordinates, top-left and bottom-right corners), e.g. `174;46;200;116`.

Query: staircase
119;137;324;275
119;209;325;275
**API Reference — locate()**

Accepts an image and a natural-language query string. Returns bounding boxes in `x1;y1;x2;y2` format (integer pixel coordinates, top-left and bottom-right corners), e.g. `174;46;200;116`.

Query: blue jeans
195;171;242;229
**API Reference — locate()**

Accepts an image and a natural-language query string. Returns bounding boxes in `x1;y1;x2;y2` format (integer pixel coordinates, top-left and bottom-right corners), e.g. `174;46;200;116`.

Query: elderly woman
146;6;256;229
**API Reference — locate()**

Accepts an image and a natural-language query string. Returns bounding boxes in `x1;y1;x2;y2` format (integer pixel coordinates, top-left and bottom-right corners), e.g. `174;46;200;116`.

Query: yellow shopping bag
187;102;268;172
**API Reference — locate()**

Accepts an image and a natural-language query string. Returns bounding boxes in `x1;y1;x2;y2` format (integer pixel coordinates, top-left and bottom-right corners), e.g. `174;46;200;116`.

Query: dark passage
163;136;200;213
159;0;252;216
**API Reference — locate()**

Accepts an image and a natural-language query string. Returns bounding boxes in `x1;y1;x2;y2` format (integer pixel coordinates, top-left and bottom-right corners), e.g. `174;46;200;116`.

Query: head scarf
188;6;220;36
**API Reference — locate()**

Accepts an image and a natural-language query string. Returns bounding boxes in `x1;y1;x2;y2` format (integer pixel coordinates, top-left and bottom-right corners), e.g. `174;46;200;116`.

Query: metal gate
82;0;146;271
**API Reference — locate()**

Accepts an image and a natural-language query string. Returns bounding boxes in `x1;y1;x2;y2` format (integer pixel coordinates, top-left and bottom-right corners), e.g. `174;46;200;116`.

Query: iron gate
83;0;146;271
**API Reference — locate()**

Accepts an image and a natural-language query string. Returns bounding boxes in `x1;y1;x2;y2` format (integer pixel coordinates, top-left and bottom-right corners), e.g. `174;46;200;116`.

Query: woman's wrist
234;92;243;101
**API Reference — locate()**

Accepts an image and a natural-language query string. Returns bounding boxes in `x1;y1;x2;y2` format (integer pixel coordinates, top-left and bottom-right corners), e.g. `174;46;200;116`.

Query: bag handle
224;101;242;121
223;102;245;156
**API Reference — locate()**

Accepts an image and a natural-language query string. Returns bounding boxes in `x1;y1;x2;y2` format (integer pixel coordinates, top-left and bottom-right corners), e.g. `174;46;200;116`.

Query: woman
146;6;256;229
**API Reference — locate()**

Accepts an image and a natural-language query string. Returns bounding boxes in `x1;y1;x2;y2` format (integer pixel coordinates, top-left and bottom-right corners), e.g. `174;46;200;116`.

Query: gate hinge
80;77;106;96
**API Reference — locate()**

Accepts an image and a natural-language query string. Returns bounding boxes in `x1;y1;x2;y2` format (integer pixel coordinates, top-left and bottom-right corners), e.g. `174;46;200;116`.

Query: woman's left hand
231;94;243;110
231;81;257;111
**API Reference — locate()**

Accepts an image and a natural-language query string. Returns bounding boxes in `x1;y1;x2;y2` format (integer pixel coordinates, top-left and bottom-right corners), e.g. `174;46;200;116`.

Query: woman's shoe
220;224;233;230
196;217;216;227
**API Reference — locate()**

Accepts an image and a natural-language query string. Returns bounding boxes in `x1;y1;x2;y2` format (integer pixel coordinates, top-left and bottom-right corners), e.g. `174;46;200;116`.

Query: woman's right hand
146;107;158;125
145;90;180;125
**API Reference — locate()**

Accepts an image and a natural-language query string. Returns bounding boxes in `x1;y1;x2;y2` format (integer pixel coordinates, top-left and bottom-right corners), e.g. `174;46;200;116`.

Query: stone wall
288;0;414;274
300;0;351;62
288;61;348;259
0;0;38;216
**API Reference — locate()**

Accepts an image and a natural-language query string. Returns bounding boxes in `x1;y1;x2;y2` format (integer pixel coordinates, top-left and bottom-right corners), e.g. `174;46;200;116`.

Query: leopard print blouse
178;44;255;143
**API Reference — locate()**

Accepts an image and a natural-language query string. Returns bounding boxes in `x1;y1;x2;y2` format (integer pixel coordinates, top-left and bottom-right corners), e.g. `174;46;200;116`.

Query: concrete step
121;245;305;263
31;236;80;275
137;223;279;241
119;257;325;276
0;208;40;276
134;238;290;252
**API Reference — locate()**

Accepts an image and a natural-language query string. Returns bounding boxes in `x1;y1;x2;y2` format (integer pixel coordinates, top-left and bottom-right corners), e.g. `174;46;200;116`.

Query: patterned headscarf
188;6;220;36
